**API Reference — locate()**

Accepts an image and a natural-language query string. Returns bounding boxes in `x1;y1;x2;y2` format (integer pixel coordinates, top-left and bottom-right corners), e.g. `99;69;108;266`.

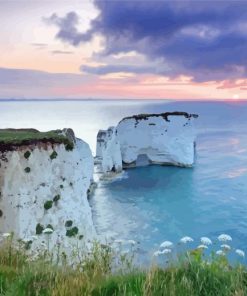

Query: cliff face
96;112;198;172
0;129;95;254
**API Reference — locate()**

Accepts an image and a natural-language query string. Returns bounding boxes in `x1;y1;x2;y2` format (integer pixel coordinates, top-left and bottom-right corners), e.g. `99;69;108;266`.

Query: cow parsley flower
197;244;208;249
221;244;231;251
2;233;11;238
200;237;212;245
180;236;194;244
161;248;172;254
216;250;225;256
153;250;162;257
218;234;232;242
42;228;53;234
236;249;245;258
160;241;173;248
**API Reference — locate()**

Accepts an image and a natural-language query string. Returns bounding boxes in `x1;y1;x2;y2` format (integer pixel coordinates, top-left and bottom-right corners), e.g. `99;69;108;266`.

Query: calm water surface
1;100;247;262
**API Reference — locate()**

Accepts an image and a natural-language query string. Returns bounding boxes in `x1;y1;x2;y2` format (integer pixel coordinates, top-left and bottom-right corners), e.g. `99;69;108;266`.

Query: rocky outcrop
0;129;95;255
95;127;122;173
96;112;198;172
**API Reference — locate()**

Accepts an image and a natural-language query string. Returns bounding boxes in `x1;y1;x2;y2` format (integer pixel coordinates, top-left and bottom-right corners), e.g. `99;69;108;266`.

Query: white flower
2;233;11;238
31;235;38;240
180;236;194;244
114;239;125;244
161;248;172;254
221;244;231;251
216;250;225;256
160;241;173;248
218;234;232;242
153;250;162;257
127;240;137;246
200;237;212;245
42;228;53;234
197;244;208;249
236;249;245;258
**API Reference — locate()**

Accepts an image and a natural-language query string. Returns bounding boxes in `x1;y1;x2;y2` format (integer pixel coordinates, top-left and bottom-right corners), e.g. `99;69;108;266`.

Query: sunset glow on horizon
1;0;247;100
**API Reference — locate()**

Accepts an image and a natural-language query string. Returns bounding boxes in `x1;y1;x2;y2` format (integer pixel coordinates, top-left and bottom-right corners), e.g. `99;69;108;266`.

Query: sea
1;99;247;263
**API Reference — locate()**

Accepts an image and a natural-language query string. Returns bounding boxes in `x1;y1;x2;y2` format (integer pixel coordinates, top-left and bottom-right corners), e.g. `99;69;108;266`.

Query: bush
65;220;73;227
50;151;58;160
24;167;31;173
24;151;31;159
66;226;78;237
44;200;53;210
35;223;44;235
53;195;60;203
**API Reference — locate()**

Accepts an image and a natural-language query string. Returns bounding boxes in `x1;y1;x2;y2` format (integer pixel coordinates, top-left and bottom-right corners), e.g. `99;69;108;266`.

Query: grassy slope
0;240;246;296
0;129;74;150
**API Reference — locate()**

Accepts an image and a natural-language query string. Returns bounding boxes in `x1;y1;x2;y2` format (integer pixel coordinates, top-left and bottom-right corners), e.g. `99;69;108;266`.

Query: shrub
65;143;74;151
44;200;53;210
66;226;78;237
0;209;3;217
36;223;44;235
65;220;73;227
50;151;58;160
53;195;60;203
24;151;31;159
24;167;31;173
60;185;64;189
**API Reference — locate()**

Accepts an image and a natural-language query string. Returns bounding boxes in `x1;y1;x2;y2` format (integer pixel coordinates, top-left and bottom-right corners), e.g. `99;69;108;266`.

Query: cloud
44;12;92;46
51;50;74;55
46;1;247;81
81;64;161;75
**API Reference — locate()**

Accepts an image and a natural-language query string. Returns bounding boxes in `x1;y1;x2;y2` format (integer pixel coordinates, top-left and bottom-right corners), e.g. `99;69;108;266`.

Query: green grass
0;239;246;296
0;129;74;149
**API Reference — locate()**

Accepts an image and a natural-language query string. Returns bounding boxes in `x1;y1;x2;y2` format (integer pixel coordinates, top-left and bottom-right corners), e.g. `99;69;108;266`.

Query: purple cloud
46;1;247;81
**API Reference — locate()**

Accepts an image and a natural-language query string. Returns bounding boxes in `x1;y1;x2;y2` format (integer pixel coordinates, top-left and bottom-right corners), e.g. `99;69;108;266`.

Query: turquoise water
1;99;247;262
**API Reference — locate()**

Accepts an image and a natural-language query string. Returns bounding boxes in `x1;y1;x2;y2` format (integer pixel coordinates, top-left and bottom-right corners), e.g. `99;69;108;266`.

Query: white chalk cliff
96;112;198;173
0;129;95;255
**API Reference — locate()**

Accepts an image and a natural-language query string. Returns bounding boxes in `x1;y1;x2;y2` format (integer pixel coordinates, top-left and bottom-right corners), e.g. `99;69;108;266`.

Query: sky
1;0;247;100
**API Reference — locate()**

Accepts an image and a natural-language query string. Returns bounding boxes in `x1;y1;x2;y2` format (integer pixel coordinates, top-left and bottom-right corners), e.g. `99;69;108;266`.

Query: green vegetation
35;223;44;235
60;185;64;189
0;209;3;217
53;195;60;203
0;129;74;150
66;226;78;237
0;238;246;296
65;220;73;227
50;151;58;160
24;151;31;159
24;167;31;173
44;200;53;210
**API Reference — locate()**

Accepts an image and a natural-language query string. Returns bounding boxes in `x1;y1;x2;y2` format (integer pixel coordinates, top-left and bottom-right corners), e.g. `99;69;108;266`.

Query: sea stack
96;112;198;173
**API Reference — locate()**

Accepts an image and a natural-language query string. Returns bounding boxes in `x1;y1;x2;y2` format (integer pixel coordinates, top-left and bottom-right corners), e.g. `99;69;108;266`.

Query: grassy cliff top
0;128;74;151
120;111;199;123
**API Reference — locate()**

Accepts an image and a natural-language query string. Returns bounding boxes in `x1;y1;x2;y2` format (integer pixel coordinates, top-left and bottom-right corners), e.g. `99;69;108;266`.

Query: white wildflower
236;249;245;258
127;240;137;246
2;233;11;238
31;235;38;240
218;234;232;242
197;245;208;249
153;250;162;257
42;228;53;234
160;241;173;248
200;237;212;245
180;236;194;244
221;244;231;251
114;239;125;244
161;248;172;254
216;250;225;256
